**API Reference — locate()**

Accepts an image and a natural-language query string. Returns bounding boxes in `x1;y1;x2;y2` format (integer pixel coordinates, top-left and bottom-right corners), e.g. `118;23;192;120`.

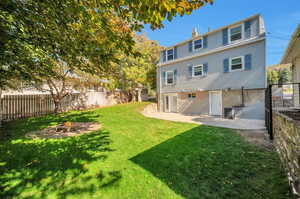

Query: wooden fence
0;93;80;121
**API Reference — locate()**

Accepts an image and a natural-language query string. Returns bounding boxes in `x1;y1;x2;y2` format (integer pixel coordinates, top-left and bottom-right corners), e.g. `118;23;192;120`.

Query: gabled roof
163;14;261;50
281;24;300;64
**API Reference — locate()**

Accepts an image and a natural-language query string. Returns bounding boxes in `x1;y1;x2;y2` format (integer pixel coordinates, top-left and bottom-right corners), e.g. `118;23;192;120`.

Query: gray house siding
160;40;266;93
157;15;266;117
162;17;261;62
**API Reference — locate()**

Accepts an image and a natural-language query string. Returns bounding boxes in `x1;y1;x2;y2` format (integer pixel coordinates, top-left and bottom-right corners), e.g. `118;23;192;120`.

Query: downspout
241;86;245;107
156;66;161;111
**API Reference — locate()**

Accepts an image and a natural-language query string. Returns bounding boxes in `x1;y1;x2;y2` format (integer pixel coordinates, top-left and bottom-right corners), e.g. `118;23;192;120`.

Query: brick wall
273;111;300;196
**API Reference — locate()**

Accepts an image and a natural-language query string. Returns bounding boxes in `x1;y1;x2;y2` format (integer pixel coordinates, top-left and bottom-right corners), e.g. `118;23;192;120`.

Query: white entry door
164;94;177;113
209;91;222;116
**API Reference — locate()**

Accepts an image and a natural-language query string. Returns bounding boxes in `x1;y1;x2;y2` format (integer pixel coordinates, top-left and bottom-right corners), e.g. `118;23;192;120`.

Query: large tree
32;63;107;113
108;33;161;102
0;0;213;90
0;0;133;89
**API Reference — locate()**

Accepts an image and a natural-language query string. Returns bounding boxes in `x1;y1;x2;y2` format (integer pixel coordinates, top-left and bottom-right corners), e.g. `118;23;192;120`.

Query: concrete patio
142;104;266;130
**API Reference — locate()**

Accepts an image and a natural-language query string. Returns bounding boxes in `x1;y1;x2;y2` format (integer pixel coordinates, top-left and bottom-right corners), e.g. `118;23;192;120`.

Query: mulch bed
26;122;101;139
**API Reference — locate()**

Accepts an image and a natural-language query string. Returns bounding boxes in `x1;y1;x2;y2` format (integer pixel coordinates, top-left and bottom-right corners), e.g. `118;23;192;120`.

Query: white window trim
228;24;244;44
193;38;203;51
165;70;174;85
166;48;175;61
192;64;204;77
229;56;244;72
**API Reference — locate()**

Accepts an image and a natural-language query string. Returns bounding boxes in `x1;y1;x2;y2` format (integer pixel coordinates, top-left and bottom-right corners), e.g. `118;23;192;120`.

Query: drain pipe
241;86;245;107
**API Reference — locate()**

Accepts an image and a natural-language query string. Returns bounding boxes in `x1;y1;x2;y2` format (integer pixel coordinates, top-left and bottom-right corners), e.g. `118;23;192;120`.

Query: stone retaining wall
143;103;158;114
273;111;300;196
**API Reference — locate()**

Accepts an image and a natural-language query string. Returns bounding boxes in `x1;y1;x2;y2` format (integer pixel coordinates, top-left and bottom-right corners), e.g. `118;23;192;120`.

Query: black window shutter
244;20;251;39
162;50;166;62
188;41;193;52
174;47;178;59
203;36;208;48
222;29;228;45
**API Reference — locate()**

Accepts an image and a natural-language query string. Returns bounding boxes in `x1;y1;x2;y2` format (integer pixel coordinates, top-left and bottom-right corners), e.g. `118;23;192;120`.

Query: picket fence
0;93;80;121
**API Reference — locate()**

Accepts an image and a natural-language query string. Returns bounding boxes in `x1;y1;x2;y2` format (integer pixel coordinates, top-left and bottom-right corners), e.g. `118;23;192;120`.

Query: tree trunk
128;90;134;102
53;98;61;114
137;89;142;102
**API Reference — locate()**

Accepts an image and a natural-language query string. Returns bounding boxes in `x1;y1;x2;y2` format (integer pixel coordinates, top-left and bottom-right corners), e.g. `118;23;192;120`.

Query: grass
0;102;291;199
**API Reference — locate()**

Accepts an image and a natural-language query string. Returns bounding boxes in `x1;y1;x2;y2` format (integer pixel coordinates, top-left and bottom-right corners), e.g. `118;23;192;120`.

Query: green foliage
0;103;291;199
278;68;291;84
0;0;212;89
267;68;292;85
267;70;280;85
109;34;161;92
0;0;133;89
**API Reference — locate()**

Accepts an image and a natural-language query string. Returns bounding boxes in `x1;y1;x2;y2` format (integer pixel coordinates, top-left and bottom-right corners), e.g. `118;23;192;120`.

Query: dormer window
166;48;174;61
193;39;203;50
229;25;243;43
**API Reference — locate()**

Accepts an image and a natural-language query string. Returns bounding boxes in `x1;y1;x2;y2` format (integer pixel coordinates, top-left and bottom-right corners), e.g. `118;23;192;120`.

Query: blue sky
142;0;300;66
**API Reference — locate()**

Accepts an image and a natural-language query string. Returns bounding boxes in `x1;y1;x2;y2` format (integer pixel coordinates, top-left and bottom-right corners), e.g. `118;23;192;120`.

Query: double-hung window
229;25;242;43
193;65;203;77
193;39;203;50
166;71;174;85
166;49;174;61
230;56;244;71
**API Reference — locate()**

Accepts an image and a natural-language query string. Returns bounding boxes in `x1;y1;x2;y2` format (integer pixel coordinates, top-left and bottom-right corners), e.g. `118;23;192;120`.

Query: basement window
188;93;196;99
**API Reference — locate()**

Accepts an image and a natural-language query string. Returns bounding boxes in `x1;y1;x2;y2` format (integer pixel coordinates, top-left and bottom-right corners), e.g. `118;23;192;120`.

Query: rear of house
157;14;266;119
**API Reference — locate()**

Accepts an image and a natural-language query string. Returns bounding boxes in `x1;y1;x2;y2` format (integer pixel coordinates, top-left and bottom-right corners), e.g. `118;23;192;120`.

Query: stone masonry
273;111;300;196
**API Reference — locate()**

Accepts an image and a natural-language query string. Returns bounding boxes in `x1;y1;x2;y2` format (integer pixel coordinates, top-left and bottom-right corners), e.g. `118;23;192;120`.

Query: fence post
298;83;300;107
0;89;2;127
268;84;273;140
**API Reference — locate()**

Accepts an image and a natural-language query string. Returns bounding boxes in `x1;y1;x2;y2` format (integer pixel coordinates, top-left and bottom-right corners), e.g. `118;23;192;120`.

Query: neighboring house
156;14;266;119
281;24;300;107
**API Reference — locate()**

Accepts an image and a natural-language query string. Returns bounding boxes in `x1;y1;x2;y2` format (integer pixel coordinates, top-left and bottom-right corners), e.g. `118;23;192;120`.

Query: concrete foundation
159;88;265;120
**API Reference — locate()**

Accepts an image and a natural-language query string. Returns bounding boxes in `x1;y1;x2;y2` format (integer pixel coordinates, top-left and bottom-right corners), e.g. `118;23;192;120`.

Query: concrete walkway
142;104;266;130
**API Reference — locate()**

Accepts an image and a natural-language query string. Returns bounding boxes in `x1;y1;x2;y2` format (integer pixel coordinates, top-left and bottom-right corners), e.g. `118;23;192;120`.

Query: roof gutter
158;36;265;67
162;14;261;50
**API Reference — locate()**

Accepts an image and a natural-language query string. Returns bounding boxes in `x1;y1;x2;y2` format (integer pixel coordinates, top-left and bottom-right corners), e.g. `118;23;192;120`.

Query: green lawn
0;103;291;199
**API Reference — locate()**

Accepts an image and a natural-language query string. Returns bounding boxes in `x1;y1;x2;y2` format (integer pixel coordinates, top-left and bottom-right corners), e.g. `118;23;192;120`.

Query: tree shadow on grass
0;128;121;199
3;110;103;139
130;125;290;199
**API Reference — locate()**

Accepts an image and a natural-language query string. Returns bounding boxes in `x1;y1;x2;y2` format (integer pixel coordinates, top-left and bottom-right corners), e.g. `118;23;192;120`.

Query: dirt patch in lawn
26;122;101;139
237;130;274;151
